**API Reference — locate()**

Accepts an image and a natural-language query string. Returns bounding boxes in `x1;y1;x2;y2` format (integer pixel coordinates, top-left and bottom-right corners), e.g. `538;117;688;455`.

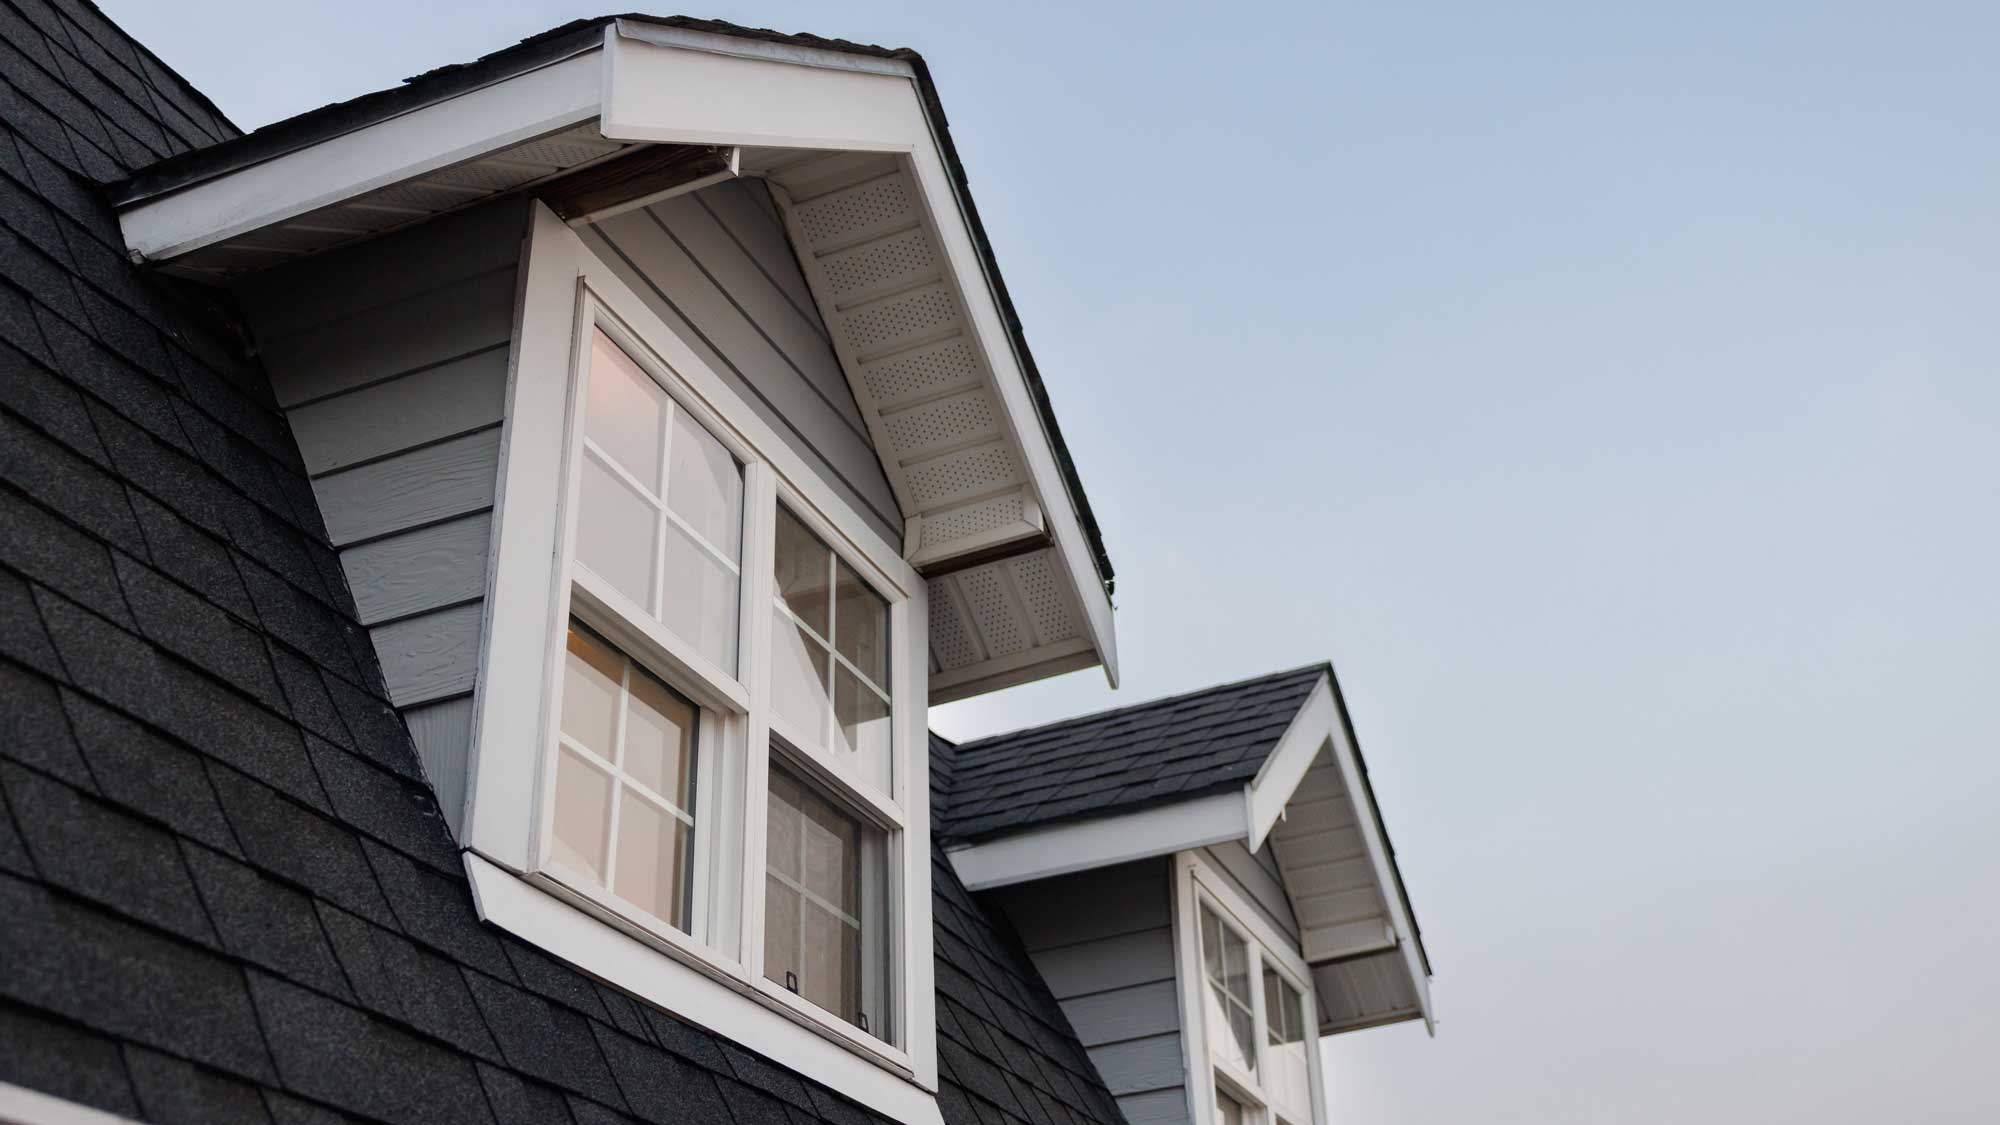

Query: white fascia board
117;50;603;262
601;27;1118;692
1324;684;1436;1034
601;26;919;152
0;1082;141;1124
898;125;1120;692
466;854;945;1125
1245;673;1335;851
947;790;1246;891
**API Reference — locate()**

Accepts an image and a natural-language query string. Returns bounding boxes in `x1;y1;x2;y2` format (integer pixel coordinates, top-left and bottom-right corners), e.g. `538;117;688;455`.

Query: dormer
940;665;1433;1125
105;19;1118;1122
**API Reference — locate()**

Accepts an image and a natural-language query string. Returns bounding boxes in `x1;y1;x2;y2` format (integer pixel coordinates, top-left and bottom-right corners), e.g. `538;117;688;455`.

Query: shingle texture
937;666;1326;842
0;5;1122;1123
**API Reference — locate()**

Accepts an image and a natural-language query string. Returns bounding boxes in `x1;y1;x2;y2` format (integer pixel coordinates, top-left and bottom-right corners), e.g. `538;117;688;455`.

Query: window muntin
769;504;893;793
551;624;699;931
1200;904;1258;1077
576;329;744;675
763;763;892;1040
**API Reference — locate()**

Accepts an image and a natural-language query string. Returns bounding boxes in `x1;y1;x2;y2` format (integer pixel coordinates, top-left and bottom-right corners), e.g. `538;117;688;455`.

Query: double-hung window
466;205;933;1112
1176;853;1326;1125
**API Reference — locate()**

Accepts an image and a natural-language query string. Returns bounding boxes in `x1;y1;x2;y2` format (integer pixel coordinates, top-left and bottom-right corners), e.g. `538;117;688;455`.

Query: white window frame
1171;850;1329;1125
463;202;937;1120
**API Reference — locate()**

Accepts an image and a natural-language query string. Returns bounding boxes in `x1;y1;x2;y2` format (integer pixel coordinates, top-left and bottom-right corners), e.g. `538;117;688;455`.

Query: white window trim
1171;850;1330;1125
464;201;936;1108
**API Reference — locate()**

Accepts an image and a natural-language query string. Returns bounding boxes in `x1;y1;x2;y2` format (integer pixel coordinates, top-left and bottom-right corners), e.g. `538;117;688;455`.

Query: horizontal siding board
407;694;476;840
701;179;821;330
1089;1032;1185;1096
340;512;492;625
580;213;899;542
240;197;529;338
312;428;500;546
370;603;483;706
648;191;863;431
1062;979;1180;1047
1032;926;1177;998
1118;1088;1192;1125
1203;842;1299;940
290;346;509;475
260;267;518;407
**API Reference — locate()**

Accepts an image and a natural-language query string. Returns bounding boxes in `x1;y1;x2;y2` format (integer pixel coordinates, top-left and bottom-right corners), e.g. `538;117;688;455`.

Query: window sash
1179;851;1325;1125
531;292;915;1068
476;212;933;1092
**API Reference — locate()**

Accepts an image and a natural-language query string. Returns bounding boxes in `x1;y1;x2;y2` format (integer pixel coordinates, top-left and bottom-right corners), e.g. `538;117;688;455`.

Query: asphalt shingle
937;665;1326;841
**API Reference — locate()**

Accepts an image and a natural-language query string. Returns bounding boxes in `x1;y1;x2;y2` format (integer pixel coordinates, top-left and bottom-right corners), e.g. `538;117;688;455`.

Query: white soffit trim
946;790;1246;891
1245;672;1337;851
116;50;603;262
1324;687;1436;1034
0;1082;140;1125
465;854;946;1125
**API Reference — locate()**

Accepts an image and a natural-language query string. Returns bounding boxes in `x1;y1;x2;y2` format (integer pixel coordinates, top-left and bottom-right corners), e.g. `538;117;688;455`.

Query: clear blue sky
109;2;2000;1120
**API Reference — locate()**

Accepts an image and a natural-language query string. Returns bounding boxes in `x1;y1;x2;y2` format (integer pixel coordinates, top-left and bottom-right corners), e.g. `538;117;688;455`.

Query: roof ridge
950;661;1329;755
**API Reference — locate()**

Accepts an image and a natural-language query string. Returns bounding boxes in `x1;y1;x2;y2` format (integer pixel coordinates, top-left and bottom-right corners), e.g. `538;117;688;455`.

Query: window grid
582;433;744;609
1201;904;1259;1078
770;504;895;798
551;628;699;932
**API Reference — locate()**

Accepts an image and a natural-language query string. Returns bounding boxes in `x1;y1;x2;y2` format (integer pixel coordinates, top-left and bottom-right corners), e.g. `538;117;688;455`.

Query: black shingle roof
0;5;1123;1122
937;665;1328;842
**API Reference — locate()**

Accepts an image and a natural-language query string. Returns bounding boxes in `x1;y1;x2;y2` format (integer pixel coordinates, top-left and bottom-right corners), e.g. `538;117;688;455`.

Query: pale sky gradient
104;2;2000;1120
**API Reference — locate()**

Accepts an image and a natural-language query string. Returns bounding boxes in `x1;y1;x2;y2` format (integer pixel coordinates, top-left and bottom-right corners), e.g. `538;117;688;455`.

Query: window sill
464;851;944;1125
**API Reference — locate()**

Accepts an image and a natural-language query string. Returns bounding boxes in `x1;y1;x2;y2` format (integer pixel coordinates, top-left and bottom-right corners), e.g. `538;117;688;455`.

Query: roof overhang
113;19;1116;703
945;671;1434;1037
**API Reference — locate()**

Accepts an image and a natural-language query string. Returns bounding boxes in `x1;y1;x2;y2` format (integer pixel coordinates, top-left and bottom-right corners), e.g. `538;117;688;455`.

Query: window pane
833;665;891;791
577;453;657;611
800;789;859;914
832;560;888;686
622;667;694;808
665;408;742;561
771;619;829;746
659;521;738;673
1264;966;1311;1113
614;791;689;927
766;769;802;881
764;877;800;989
551;749;612;886
1215;1089;1245;1125
773;506;830;637
764;765;890;1042
802;899;858;1019
585;330;665;489
561;627;621;756
1201;906;1257;1076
